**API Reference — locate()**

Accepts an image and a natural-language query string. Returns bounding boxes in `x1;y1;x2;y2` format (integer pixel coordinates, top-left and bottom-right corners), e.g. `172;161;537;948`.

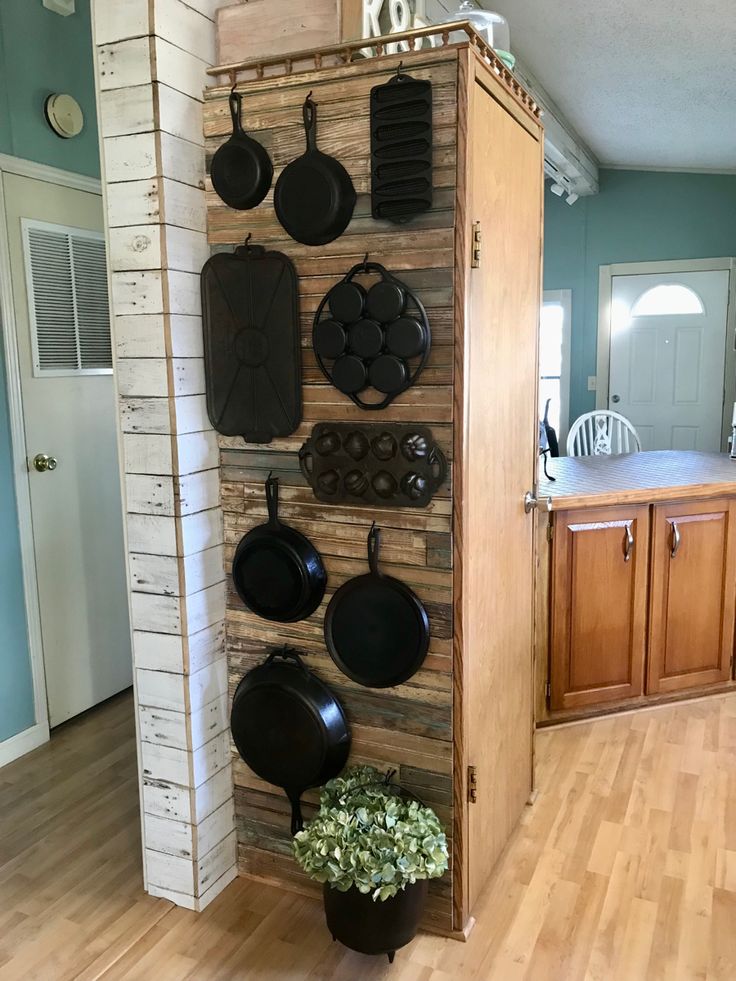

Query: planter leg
387;952;395;964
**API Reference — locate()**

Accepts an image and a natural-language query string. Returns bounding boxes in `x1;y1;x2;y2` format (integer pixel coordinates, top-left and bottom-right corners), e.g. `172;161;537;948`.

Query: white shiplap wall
91;0;237;911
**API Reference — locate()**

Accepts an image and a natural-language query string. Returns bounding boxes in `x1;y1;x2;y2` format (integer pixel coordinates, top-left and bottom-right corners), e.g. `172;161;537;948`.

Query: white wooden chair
566;410;642;457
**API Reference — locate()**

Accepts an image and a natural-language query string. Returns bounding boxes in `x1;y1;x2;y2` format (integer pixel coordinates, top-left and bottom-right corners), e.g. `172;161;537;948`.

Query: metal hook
397;60;404;77
245;232;252;247
306;90;313;100
362;251;369;269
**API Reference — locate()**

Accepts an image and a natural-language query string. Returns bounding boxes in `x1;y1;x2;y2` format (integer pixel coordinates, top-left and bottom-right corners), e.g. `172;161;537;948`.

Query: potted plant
293;766;449;962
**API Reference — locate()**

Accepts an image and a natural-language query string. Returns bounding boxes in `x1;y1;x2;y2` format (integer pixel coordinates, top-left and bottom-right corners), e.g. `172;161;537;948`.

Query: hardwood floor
2;691;736;980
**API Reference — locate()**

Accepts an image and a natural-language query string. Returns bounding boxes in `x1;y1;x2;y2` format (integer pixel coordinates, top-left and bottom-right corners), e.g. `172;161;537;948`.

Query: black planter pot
323;880;428;963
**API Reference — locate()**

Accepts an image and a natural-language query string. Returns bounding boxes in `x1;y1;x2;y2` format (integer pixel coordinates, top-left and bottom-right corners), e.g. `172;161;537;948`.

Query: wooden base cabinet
647;499;736;693
550;506;649;710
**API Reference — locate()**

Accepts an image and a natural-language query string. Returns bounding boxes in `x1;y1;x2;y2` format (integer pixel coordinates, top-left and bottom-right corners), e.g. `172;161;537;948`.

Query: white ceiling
472;0;736;171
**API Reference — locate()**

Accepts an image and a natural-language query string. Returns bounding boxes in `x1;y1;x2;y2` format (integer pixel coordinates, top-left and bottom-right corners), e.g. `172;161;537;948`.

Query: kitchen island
536;451;736;723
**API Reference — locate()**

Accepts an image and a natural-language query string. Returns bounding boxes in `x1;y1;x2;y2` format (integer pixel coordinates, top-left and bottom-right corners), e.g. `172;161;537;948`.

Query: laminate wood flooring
2;691;735;980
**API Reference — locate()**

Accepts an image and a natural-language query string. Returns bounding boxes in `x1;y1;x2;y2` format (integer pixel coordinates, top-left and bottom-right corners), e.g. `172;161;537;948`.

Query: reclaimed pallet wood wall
204;46;459;933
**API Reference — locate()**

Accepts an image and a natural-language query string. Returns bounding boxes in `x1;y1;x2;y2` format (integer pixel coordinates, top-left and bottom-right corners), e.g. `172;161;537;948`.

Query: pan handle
344;260;390;282
367;522;381;576
298;445;314;480
302;94;317;153
263;645;309;672
264;472;280;525
228;89;245;137
427;445;448;489
286;788;304;836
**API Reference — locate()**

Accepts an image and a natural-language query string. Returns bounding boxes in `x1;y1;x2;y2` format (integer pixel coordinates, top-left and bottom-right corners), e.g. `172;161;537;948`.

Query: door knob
33;453;57;473
524;490;553;514
611;394;621;404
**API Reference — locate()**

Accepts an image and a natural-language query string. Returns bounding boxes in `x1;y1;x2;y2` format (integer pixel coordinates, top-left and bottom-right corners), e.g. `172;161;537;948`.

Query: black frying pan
232;475;326;622
211;90;273;210
230;647;351;834
274;94;356;246
324;524;429;688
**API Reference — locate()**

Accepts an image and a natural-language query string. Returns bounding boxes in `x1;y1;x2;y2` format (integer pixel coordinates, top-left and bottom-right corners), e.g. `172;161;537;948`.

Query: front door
464;82;543;910
609;269;730;451
3;171;132;727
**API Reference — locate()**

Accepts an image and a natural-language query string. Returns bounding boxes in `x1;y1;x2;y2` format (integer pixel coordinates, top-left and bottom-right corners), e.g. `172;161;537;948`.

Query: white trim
542;288;572;447
602;164;736;176
0;721;50;769
0;154;101;194
596;258;736;451
0;154;104;763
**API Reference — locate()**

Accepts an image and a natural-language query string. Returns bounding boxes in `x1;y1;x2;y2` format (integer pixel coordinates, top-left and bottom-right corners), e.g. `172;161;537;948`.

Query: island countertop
539;450;736;510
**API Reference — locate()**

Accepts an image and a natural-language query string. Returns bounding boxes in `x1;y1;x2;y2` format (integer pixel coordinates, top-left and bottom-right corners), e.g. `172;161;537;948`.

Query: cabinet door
647;498;736;693
463;78;543;913
550;506;649;710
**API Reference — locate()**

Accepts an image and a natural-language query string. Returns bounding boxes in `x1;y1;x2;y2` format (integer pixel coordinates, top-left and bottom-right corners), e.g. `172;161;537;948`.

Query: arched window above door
631;283;705;317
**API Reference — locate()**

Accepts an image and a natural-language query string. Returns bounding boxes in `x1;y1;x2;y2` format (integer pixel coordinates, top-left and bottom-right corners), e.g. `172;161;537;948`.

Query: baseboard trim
0;722;49;768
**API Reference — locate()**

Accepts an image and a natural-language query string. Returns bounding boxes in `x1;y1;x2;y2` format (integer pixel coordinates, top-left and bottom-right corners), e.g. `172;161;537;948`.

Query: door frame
596;258;736;451
0;153;102;765
542;288;572;447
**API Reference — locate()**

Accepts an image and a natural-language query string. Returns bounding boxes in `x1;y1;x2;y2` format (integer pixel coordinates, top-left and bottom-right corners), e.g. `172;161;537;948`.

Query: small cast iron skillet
232;475;327;622
274;94;357;246
210;90;273;210
230;647;351;834
324;524;430;688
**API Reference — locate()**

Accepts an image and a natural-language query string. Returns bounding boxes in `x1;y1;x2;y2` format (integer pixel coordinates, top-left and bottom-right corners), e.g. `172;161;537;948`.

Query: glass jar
450;1;515;70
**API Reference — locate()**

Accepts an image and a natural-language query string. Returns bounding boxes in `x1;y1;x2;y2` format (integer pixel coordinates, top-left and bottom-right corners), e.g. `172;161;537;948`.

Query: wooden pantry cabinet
547;496;736;718
205;31;544;935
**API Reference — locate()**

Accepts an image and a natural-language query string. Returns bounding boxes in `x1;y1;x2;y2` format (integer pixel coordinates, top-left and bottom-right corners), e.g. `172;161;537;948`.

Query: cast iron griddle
201;238;302;443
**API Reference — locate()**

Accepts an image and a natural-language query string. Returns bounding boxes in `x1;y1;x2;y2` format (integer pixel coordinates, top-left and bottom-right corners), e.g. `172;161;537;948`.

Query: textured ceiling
471;0;736;170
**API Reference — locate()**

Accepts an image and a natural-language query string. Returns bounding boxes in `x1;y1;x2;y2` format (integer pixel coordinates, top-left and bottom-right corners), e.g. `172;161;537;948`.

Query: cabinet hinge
546;522;554;543
467;765;478;803
545;681;551;701
471;221;482;268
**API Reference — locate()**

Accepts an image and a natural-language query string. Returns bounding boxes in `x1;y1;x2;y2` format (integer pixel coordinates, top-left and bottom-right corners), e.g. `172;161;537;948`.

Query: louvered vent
23;220;112;375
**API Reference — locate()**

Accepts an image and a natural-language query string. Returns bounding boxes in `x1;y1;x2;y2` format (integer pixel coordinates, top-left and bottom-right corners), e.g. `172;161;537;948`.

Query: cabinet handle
671;521;681;559
623;523;634;562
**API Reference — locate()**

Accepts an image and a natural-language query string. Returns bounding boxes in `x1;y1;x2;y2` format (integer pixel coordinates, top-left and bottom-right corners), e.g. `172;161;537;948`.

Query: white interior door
3;172;131;727
609;269;730;451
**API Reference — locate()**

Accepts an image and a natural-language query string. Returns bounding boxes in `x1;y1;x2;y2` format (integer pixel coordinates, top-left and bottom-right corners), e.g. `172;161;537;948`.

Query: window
539;289;571;444
631;283;704;317
22;219;112;376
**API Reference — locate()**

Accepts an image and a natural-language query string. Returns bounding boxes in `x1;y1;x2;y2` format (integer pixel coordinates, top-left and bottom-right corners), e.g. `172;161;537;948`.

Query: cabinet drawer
550;505;649;710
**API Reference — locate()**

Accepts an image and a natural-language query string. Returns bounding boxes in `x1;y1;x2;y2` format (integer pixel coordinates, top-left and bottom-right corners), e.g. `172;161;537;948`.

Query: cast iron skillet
274;94;357;246
210;90;273;210
230;647;351;834
232;475;327;622
324;524;430;688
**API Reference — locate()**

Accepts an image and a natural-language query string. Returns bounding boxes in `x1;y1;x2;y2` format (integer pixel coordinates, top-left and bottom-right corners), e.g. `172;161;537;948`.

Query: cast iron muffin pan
299;423;447;509
312;261;431;411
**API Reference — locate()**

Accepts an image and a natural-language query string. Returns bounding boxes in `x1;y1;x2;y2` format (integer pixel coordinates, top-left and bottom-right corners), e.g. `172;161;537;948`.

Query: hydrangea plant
292;766;449;902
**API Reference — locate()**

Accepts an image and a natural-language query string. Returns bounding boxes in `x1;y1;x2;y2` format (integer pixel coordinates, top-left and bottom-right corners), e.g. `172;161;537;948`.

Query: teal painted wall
0;0;99;745
0;0;100;177
544;169;736;424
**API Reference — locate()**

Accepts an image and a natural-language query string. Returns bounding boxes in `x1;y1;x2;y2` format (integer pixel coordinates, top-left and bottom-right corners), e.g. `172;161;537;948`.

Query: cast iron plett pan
232;475;327;622
324;524;429;688
230;647;351;834
201;238;301;443
274;94;357;246
210;90;273;210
